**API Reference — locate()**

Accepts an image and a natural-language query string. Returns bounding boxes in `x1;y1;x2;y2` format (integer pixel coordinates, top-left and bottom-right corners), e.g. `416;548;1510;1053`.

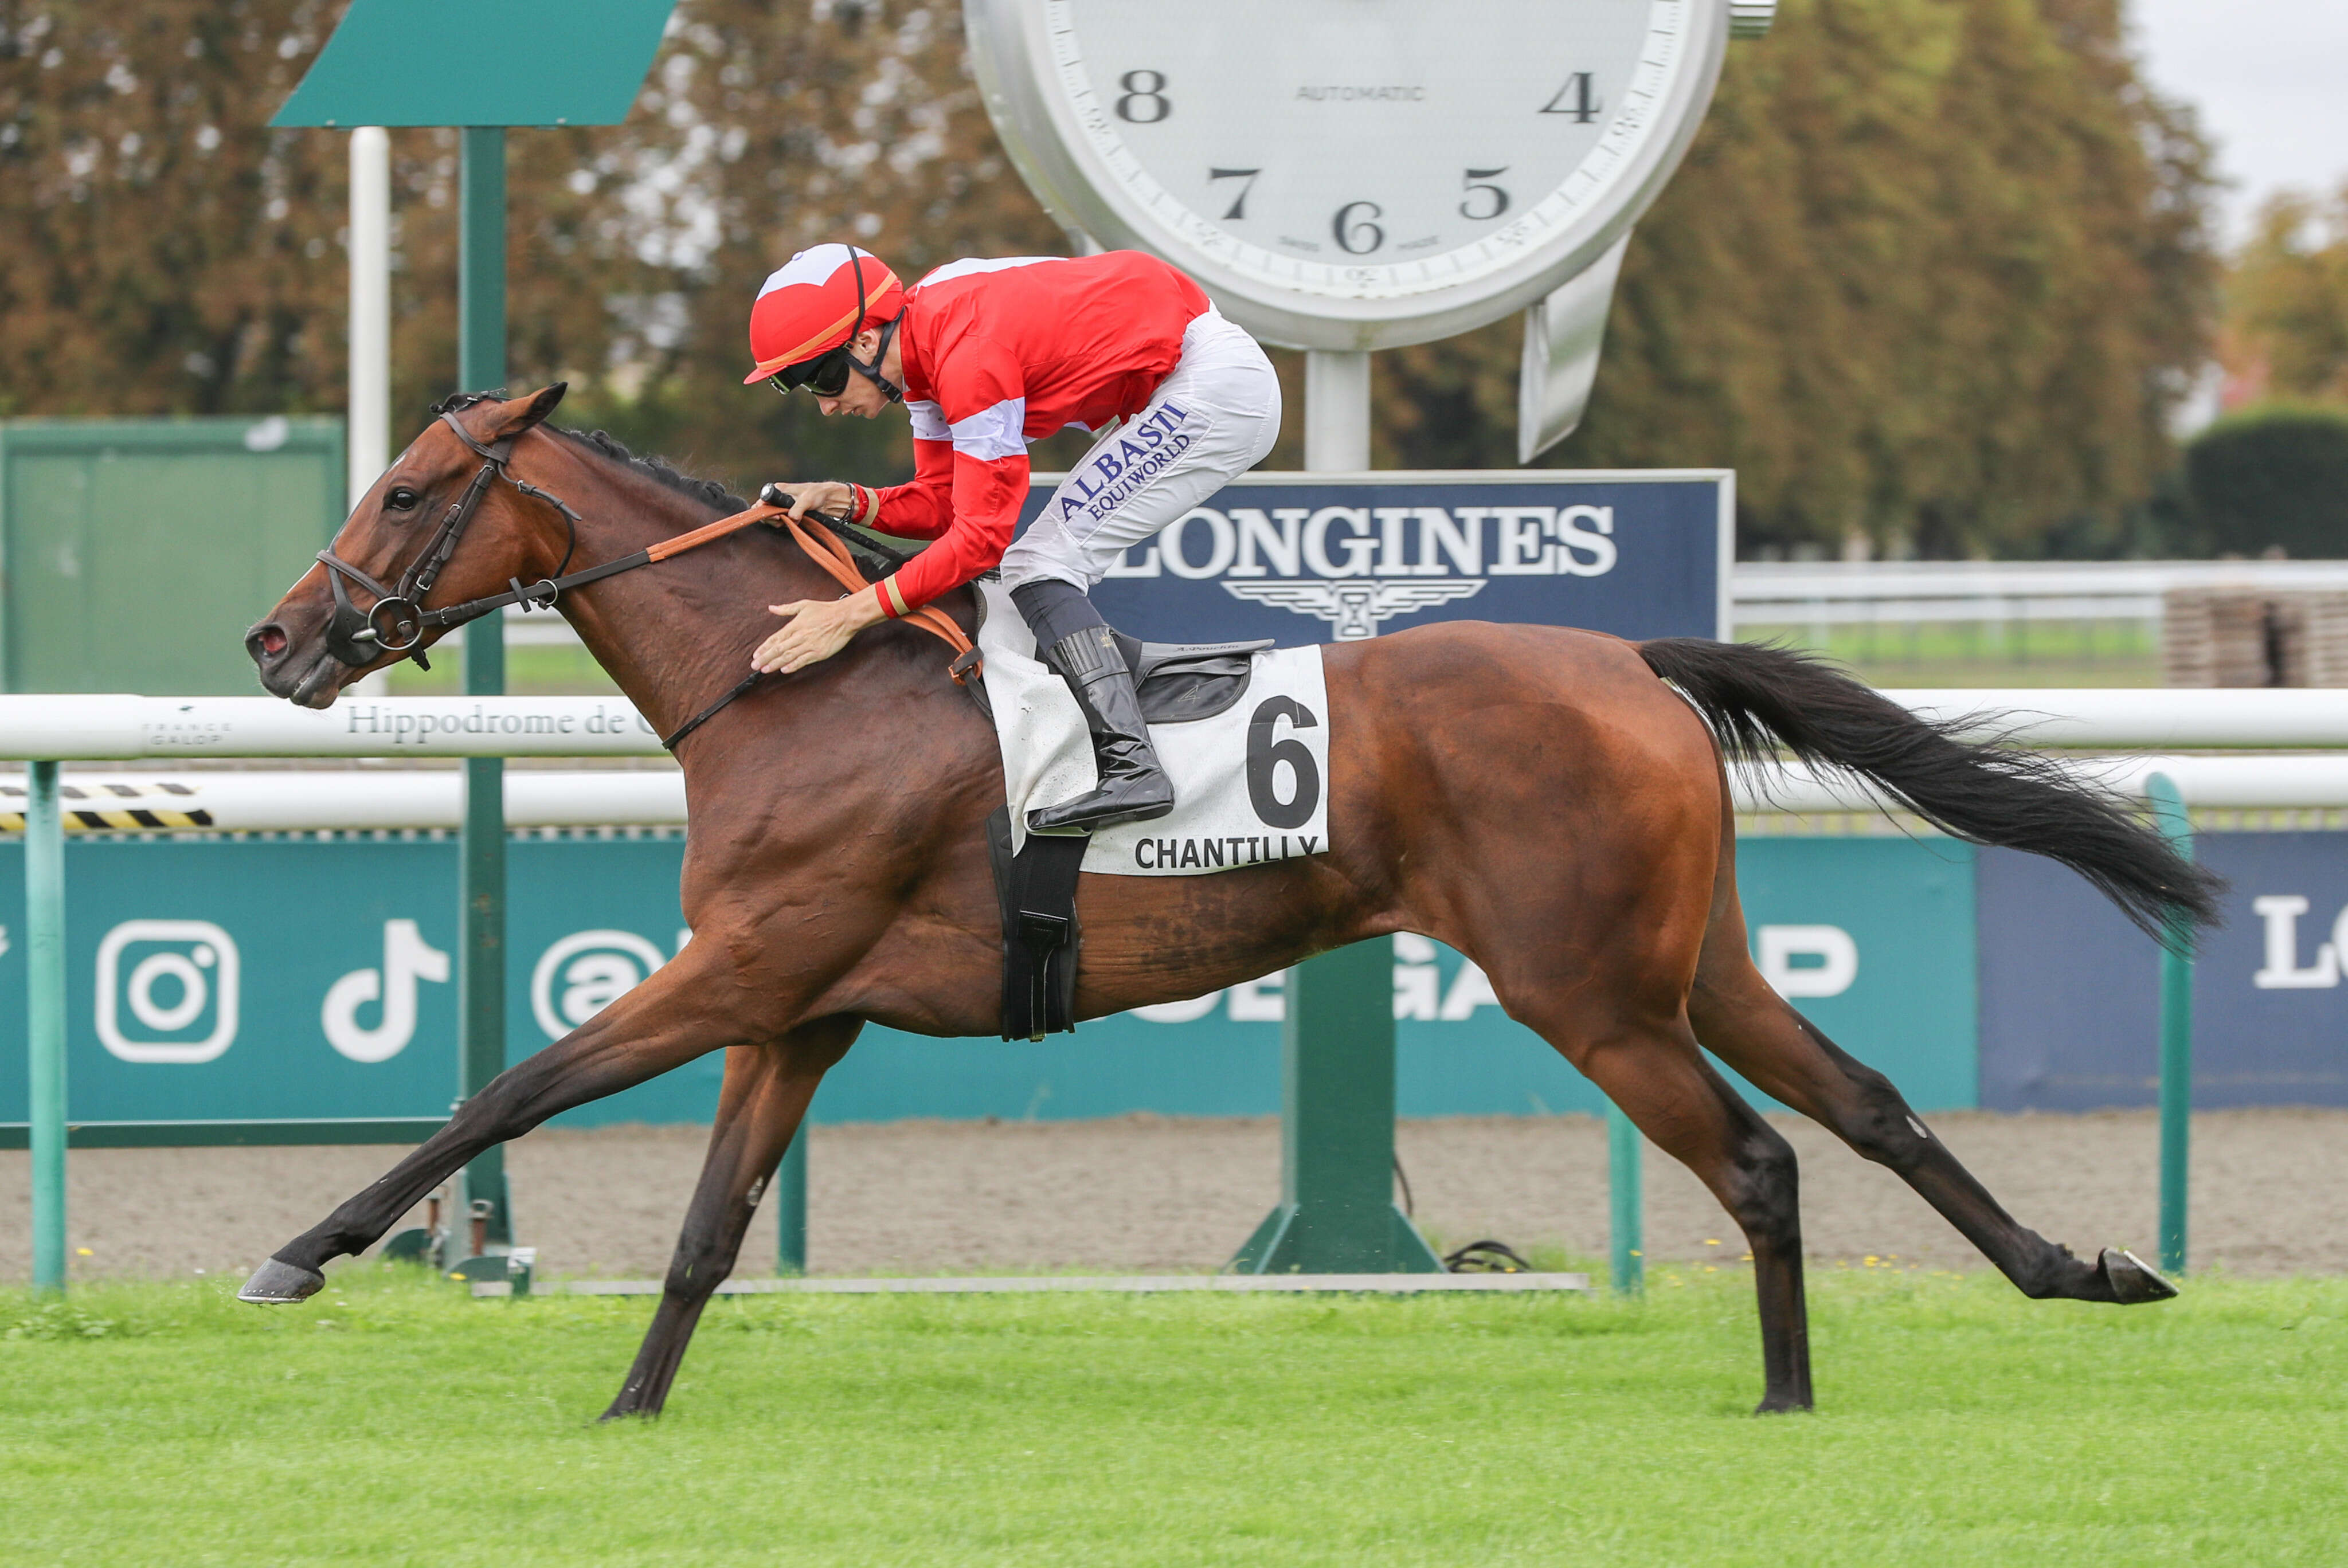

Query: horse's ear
487;382;568;442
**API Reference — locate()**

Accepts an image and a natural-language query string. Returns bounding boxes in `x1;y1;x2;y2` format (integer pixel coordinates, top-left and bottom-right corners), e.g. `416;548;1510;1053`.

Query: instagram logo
96;919;242;1064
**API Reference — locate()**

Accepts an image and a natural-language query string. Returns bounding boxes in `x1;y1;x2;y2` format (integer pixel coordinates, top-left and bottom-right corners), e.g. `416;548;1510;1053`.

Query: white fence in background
491;559;2348;649
1732;559;2348;632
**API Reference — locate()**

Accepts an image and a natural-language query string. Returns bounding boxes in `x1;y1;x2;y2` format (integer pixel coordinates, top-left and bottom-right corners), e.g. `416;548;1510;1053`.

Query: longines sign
1052;471;1733;645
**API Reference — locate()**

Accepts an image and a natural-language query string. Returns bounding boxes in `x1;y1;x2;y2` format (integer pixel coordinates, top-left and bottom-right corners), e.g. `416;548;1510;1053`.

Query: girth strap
986;806;1087;1040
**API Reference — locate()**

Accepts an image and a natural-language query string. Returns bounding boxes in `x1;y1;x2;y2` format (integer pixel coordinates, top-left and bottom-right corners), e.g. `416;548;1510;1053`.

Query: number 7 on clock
1207;167;1262;221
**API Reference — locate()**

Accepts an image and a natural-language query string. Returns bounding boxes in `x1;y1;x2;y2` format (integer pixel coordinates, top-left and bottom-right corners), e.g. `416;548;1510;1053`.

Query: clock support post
1230;351;1446;1276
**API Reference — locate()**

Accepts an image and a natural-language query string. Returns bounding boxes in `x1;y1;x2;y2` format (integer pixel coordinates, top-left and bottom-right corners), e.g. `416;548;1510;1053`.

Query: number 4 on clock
1540;71;1601;123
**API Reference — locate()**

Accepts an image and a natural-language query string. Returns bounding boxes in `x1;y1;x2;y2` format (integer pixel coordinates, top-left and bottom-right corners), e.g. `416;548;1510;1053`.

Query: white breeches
1000;311;1282;594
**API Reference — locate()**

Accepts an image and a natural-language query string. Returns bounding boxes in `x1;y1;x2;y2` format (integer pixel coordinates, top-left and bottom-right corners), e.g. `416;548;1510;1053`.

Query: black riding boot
1028;624;1175;834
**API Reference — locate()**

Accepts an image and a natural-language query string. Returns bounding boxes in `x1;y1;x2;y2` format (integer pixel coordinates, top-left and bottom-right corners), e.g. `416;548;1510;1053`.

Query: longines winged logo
1223;579;1486;641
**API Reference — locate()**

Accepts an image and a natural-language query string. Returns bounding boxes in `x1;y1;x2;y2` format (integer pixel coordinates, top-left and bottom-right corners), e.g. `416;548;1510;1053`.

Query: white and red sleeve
872;341;1029;616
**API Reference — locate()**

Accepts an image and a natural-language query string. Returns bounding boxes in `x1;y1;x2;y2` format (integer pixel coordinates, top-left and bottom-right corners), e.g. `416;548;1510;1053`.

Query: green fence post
1607;1100;1643;1295
26;761;67;1295
775;1125;807;1276
456;124;512;1251
2146;772;2192;1277
1230;940;1443;1274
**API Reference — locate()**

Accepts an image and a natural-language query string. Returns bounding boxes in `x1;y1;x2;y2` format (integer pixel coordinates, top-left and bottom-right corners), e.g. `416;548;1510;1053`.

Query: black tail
1638;637;2224;940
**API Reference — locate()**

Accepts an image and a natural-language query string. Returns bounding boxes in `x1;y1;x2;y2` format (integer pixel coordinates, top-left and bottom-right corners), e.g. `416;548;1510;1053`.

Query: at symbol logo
531;929;688;1041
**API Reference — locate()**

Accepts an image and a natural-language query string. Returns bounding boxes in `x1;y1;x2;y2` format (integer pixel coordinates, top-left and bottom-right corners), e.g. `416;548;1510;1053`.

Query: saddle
985;628;1271;1041
1124;634;1274;723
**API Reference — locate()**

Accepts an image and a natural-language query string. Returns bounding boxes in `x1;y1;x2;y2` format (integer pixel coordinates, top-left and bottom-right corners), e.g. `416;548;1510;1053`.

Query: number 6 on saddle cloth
971;578;1333;1040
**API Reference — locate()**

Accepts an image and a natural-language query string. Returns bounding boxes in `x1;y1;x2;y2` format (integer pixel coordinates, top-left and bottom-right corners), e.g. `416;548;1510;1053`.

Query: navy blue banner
1026;472;1731;644
1979;836;2348;1111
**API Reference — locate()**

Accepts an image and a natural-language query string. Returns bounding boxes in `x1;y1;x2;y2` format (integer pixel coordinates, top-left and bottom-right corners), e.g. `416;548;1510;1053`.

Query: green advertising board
0;831;1980;1140
0;419;345;695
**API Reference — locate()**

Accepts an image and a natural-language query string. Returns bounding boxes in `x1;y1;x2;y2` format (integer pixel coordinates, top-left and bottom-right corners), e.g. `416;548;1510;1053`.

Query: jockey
744;243;1281;834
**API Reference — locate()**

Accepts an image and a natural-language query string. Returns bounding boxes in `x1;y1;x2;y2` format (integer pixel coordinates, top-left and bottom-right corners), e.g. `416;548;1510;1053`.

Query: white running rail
9;690;2348;762
0;695;664;760
11;752;2348;834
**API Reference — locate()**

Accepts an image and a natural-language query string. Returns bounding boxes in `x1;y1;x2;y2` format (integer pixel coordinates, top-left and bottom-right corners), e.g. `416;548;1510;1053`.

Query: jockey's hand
752;586;888;675
758;480;854;522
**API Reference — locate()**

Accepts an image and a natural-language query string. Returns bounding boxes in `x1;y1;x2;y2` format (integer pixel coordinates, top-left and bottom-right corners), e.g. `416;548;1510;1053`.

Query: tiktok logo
322;919;451;1063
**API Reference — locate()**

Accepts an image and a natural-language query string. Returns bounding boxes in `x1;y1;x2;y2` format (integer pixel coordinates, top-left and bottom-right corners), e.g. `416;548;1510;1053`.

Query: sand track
5;1109;2342;1284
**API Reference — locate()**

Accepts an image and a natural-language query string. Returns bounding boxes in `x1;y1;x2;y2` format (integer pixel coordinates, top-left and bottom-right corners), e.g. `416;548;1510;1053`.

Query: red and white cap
741;244;905;385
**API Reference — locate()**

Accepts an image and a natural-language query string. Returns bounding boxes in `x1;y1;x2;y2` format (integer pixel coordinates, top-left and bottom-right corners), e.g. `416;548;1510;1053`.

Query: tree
1379;0;2220;559
2223;186;2348;409
0;0;1066;488
2181;406;2348;559
0;1;353;417
3;0;2214;554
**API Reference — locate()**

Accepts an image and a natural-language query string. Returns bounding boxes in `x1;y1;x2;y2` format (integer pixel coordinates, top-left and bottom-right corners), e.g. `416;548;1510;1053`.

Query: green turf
1737;619;2163;688
3;1268;2342;1565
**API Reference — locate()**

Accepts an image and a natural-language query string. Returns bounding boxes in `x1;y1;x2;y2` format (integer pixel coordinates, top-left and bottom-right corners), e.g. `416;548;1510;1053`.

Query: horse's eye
385;487;419;511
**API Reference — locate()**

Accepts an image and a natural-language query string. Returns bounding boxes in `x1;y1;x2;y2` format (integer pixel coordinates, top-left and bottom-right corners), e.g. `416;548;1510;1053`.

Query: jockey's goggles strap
843;312;905;404
770;248;905;403
838;248;903;403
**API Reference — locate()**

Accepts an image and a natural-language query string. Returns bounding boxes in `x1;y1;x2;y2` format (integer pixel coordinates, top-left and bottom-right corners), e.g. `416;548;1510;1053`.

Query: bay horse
241;386;2218;1418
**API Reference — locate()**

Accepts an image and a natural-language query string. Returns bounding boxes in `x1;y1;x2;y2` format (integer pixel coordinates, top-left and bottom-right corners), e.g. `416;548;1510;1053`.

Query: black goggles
767;342;856;399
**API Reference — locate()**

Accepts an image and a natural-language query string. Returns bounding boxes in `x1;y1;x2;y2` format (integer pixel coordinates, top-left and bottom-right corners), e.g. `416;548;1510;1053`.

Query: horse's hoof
1754;1394;1813;1416
2100;1247;2177;1304
237;1257;326;1305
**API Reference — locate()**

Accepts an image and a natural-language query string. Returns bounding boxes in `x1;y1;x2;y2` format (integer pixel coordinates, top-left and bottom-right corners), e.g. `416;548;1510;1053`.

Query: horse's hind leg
1689;908;2171;1305
1522;1002;1814;1413
602;1017;857;1422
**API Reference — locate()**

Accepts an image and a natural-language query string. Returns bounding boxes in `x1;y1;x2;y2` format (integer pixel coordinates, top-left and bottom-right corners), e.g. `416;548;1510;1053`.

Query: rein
317;414;977;749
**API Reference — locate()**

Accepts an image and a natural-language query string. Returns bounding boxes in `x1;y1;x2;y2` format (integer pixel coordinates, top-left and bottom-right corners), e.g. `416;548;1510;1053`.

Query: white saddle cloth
976;579;1332;877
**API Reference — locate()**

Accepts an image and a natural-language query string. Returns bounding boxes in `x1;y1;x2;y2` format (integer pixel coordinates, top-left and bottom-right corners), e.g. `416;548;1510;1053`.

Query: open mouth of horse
245;618;351;709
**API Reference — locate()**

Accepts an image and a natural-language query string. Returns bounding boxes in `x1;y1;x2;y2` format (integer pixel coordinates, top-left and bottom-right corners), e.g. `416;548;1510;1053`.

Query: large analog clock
968;0;1760;354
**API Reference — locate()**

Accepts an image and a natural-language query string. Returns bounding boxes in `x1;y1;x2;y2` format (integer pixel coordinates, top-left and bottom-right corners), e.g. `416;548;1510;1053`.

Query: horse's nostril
254;626;288;657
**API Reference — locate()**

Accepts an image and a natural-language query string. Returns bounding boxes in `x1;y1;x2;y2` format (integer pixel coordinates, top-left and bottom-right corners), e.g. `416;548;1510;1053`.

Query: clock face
973;0;1727;348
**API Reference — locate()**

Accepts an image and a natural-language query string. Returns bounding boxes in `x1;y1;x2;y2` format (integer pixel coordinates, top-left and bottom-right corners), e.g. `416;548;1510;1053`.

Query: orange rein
647;500;977;681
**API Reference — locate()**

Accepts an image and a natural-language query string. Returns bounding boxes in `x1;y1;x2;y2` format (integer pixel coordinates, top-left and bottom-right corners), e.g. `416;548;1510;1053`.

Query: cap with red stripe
742;244;905;386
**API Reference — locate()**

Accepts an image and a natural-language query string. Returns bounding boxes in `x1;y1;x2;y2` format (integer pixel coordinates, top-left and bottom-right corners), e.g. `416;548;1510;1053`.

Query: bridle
312;395;977;749
316;401;590;672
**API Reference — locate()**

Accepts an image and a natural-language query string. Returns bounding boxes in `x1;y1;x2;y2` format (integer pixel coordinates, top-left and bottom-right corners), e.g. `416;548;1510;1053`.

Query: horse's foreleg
601;1018;856;1422
1689;958;2173;1306
240;944;782;1302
